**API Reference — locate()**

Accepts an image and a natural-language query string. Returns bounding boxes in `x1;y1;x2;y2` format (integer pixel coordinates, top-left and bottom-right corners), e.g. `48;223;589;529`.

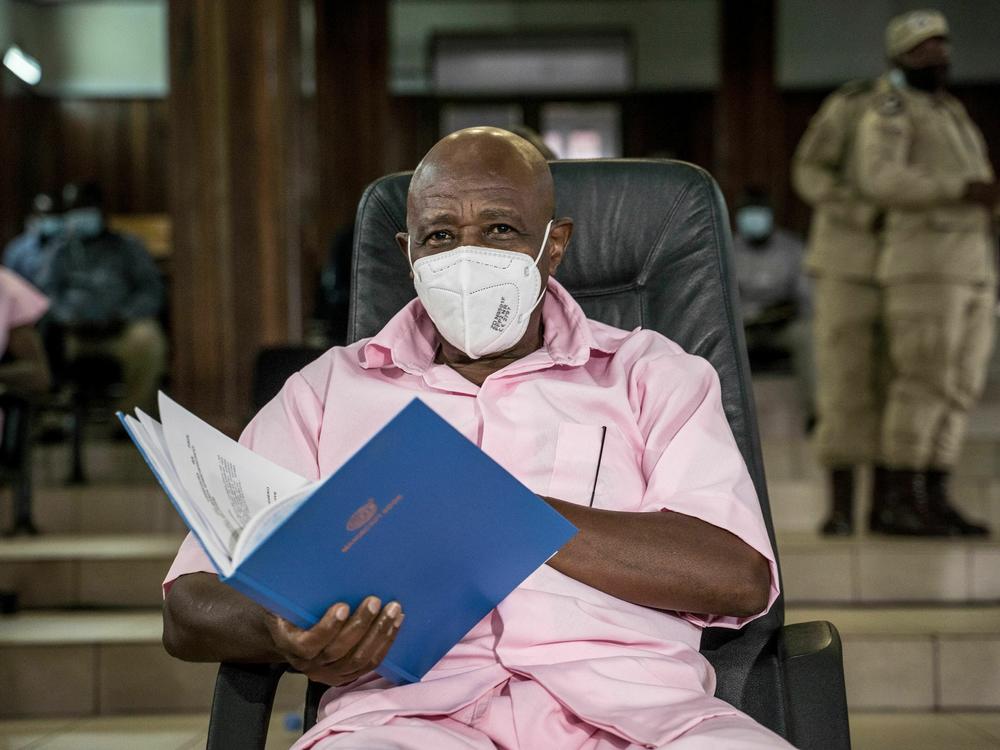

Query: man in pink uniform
163;128;792;748
0;267;51;402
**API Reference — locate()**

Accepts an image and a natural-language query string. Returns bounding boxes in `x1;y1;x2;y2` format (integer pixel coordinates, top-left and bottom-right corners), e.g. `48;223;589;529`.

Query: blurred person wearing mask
41;182;167;417
855;10;998;536
732;189;814;421
3;193;65;288
792;65;888;537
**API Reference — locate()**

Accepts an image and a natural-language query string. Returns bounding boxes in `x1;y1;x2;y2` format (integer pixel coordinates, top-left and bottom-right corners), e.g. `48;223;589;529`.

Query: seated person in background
3;192;65;289
40;182;167;417
0;267;51;399
162;128;790;749
732;187;815;424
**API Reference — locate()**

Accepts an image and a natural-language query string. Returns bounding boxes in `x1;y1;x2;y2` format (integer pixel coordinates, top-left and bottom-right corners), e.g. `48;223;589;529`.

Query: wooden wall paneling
0;82;14;244
385;95;438;175
0;93;61;244
715;0;784;216
299;93;320;326
168;0;302;434
955;84;1000;165
55;99;168;214
314;0;391;249
622;92;715;167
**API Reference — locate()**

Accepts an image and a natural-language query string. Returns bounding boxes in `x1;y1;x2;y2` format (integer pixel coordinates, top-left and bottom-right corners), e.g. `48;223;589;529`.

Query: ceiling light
3;45;42;86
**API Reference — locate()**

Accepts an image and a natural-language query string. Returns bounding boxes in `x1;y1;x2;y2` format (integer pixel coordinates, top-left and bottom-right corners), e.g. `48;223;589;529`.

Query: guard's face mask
736;206;774;243
36;215;63;240
902;63;949;92
64;208;104;240
408;220;553;360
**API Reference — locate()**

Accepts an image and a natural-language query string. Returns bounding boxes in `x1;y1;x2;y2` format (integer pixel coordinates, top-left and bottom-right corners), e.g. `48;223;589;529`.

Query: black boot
867;464;889;533
925;469;990;537
820;467;854;536
871;468;951;536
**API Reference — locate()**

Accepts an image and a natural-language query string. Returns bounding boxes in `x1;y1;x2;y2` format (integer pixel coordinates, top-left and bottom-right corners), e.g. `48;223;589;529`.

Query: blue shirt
3;231;61;289
41;231;164;324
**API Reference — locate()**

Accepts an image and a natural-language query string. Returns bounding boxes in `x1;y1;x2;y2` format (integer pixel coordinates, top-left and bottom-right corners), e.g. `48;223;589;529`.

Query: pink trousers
307;675;794;749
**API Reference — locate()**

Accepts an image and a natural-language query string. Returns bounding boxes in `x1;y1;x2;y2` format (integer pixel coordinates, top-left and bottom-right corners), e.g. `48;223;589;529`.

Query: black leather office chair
0;394;37;536
206;160;850;750
251;346;327;412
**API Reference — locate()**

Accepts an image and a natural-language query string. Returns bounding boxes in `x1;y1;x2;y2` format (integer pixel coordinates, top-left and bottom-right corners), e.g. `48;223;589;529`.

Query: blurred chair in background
251;346;327;415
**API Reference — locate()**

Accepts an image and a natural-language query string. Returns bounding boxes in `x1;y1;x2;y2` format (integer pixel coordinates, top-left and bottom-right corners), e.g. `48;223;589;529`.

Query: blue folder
138;398;578;684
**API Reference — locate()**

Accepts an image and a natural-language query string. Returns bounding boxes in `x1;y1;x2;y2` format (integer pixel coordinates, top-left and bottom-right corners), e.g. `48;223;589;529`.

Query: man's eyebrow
418;210;459;226
417;206;522;226
478;207;521;220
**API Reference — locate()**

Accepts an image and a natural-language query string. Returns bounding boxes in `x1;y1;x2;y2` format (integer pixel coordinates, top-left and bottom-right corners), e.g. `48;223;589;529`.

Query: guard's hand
265;596;404;686
962;181;1000;209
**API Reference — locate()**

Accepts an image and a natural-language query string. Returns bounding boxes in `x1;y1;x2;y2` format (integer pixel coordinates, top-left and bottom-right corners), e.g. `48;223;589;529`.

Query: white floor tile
31;715;203;750
952;713;1000;742
0;718;78;750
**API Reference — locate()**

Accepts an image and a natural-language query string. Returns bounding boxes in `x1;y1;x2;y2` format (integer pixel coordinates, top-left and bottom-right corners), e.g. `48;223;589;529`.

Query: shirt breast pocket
546;423;608;506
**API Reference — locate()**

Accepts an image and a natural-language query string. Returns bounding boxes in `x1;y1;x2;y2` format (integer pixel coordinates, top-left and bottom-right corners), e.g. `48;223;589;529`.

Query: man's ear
395;231;409;258
546;218;573;276
395;232;414;279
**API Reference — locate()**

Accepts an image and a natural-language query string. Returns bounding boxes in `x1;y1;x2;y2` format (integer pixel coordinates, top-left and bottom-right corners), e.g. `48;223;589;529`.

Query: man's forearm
542;498;771;618
163;572;281;663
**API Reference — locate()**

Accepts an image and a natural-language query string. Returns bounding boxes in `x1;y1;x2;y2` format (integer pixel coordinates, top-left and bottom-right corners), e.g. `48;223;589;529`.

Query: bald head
409;127;555;223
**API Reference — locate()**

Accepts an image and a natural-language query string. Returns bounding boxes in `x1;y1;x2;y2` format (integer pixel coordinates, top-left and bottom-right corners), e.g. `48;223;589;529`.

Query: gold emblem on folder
346;499;378;531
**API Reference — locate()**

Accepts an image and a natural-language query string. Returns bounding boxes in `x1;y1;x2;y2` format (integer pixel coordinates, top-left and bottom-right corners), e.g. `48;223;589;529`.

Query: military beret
886;9;949;58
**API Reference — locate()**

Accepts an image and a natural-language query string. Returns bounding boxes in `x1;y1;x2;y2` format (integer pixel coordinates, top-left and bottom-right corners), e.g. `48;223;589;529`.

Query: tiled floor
2;712;1000;749
0;713;298;749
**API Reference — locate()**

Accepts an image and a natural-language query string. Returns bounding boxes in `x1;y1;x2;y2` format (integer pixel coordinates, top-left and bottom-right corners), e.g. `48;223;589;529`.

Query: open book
120;393;577;683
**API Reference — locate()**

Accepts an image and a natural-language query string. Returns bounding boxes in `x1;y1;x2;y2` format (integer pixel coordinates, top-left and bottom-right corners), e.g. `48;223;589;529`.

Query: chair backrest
251;346;327;412
347;159;784;716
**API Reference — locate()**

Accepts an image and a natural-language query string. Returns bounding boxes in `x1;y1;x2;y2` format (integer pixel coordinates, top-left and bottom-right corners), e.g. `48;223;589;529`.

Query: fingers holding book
267;596;405;686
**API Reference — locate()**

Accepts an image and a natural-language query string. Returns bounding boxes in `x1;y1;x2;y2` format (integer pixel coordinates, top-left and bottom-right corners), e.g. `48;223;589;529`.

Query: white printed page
157;391;310;549
132;410;234;562
230;481;319;565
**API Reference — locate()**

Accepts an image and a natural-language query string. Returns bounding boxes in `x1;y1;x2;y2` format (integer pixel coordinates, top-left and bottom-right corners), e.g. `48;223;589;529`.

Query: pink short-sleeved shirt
163;278;779;747
0;268;48;358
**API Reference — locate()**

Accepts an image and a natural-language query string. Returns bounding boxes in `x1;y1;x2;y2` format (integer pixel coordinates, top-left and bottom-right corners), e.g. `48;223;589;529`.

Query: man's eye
428;231;451;242
489;224;514;235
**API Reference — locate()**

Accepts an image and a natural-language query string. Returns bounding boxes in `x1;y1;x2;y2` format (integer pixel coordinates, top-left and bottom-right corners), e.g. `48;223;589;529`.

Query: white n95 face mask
408;220;553;360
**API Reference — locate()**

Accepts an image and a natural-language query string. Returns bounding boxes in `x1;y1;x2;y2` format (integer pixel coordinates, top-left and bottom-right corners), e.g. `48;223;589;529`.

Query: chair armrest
778;620;851;750
206;662;287;750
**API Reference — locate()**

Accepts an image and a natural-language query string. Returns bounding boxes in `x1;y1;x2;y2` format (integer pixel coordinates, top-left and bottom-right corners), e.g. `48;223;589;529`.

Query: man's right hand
962;181;1000;209
265;596;404;687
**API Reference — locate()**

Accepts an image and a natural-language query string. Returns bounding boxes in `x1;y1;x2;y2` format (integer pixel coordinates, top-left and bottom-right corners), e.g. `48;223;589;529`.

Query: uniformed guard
855;9;999;536
792;72;886;536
